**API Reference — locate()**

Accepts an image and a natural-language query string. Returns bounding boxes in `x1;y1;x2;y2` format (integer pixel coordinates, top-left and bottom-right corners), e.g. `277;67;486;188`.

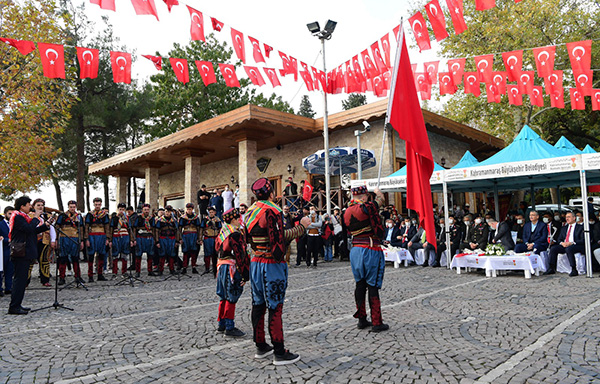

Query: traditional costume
55;202;84;285
133;204;155;276
179;203;202;274
110;203;132;277
84;199;110;282
29;200;55;286
154;207;180;275
201;208;222;276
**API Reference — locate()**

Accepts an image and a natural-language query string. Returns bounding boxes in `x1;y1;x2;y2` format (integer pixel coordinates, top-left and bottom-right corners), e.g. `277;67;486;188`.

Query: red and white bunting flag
76;47;100;79
361;49;380;80
566;40;592;77
380;34;391;69
195;60;216;86
475;0;495;10
445;0;467;35
163;0;178;12
263;67;281;87
447;58;466;85
344;61;358;93
486;83;501;103
592;89;600;111
414;72;432;100
90;0;115;11
501;50;523;82
425;0;449;41
569;88;585;110
244;66;266;86
532;45;555;78
310;67;320;90
474;54;493;83
518;71;534;95
211;17;224;32
38;42;65;79
187;6;204;42
507;85;522;106
575;70;593;96
464;72;481;97
491;72;506;95
0;38;36;55
393;25;401;41
335;65;346;93
315;69;327;91
131;0;159;20
439;72;457;95
550;87;564;108
278;51;297;80
264;43;273;58
230;28;246;64
169;58;189;84
351;55;367;91
408;12;431;51
370;41;387;75
248;36;265;63
530;86;545;107
544;71;563;96
424;61;439;84
300;70;315;91
218;64;239;87
143;54;162;70
110;51;131;83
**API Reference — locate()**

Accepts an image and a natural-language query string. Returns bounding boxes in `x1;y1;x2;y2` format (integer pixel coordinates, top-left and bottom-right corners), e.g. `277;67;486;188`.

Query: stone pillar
145;166;159;209
184;156;201;205
115;175;128;205
238;139;258;206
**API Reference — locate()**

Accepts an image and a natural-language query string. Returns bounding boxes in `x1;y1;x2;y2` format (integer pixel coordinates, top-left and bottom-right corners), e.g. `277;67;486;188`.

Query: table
450;252;545;279
383;247;413;268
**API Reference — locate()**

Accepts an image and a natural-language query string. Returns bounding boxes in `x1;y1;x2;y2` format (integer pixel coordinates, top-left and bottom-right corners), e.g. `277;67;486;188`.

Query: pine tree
342;94;367;110
298;95;316;118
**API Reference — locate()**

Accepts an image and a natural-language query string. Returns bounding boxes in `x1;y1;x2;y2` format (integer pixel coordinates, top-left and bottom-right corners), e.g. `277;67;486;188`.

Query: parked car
528;204;577;214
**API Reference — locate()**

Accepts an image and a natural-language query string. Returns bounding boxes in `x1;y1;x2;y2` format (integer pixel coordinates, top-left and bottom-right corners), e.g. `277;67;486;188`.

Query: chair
556;252;586;274
415;248;436;266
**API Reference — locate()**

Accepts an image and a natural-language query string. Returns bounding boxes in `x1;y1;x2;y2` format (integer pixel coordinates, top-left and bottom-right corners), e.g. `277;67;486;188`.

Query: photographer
8;196;50;315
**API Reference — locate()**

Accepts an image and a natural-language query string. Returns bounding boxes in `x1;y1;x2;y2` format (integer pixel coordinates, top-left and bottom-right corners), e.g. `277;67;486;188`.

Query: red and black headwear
222;208;240;224
252;177;272;200
351;185;368;196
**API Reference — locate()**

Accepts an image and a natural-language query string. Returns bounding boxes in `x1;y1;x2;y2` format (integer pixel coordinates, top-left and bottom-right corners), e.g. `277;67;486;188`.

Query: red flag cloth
569;88;585;110
0;38;36;55
230;28;246;64
187;6;205;42
411;64;417;75
464;72;481;97
589;185;600;193
532;45;555;78
131;0;159;20
248;36;265;63
518;71;534;95
76;47;100;79
351;56;367;92
90;0;115;11
370;42;387;75
592;89;600;111
393;25;401;41
544;71;563;95
344;61;358;93
550;87;564;108
169;58;189;84
316;69;327;91
263;67;281;87
447;58;466;85
486;83;502;103
372;75;387;97
445;0;467;35
502;50;523;82
387;29;436;248
424;61;439;84
476;0;495;10
37;42;65;79
143;54;162;70
278;51;297;80
474;54;493;83
263;43;273;58
507;85;522;106
211;17;224;32
531;86;544;107
218;64;239;87
163;0;178;12
566;40;592;76
110;51;132;83
244;66;266;86
439;72;457;95
575;70;593;96
380;34;391;69
302;181;313;202
361;48;380;80
408;13;431;51
300;70;315;91
491;72;506;94
425;0;449;41
195;60;216;86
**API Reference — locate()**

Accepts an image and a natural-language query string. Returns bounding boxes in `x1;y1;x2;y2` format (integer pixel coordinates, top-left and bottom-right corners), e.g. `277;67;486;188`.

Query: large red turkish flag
263;68;281;87
110;51;132;83
248;36;265;63
476;0;495;10
244;66;266;86
447;58;466;85
530;86;544;107
0;38;35;55
131;0;159;20
187;6;204;42
532;45;555;78
569;88;585;110
445;0;467;35
592;89;600;111
474;54;493;83
90;0;115;11
195;60;216;86
143;55;162;70
464;72;481;97
518;71;534;95
303;181;313;202
566;40;592;77
425;0;449;41
507;85;522;106
408;13;431;51
218;64;240;87
439;72;457;95
169;58;189;84
76;47;99;79
231;28;246;64
501;50;523;82
38;43;65;79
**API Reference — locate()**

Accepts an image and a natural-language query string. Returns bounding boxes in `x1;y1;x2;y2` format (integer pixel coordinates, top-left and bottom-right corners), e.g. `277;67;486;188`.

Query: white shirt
222;190;234;211
233;189;240;208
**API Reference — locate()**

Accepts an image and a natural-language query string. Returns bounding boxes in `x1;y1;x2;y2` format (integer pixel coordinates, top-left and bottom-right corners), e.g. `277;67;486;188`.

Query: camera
362;121;371;131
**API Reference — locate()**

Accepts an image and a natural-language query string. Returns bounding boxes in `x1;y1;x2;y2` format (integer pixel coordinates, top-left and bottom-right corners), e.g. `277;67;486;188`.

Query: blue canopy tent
554;136;583;155
451;150;479;169
388;161;445;177
583;145;597;154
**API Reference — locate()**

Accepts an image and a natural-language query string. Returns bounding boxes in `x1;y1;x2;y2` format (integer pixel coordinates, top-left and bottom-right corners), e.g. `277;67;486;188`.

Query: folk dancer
110;203;133;278
133;204;155;277
29;198;56;287
179;203;202;274
154;206;180;275
85;197;110;282
55;200;85;285
201;207;222;276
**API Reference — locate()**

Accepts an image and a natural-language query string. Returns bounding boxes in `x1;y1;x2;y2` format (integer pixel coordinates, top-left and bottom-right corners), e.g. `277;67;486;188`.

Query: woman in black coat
8;196;50;315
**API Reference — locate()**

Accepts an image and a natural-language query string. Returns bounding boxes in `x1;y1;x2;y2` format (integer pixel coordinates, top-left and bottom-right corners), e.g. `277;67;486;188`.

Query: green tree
298;95;316;118
341;93;367;110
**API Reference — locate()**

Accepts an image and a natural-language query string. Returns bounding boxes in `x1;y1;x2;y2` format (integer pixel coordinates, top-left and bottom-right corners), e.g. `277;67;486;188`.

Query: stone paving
2;259;600;383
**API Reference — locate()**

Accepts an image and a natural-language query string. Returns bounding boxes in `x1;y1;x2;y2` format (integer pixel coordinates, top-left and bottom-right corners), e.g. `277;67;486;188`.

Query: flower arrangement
485;243;505;256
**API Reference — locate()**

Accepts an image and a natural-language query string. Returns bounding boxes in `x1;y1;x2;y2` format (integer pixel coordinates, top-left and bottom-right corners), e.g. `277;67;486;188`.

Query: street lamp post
355;121;371;180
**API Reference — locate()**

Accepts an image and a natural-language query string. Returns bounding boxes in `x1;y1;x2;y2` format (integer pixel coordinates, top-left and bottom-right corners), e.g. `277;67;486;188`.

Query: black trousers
548;243;586;271
296;235;307;265
306;235;321;266
436;242;459;263
9;258;33;311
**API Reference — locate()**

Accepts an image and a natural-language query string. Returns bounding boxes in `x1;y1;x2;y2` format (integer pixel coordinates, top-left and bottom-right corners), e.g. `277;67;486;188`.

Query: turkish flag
302;181;313;202
310;67;319;90
372;75;387;97
351;56;367;91
248;36;265;63
518;71;534;95
361;49;380;80
447;58;466;85
344;62;358;93
409;12;431;51
439;72;457;95
566;40;592;77
393;25;401;41
169;58;189;84
0;38;35;55
163;0;178;12
380;34;392;69
76;47;99;79
131;0;159;20
474;54;493;83
38;43;65;79
211;17;224;32
530;86;544;107
263;68;281;87
300;71;315;92
416;73;431;104
476;0;495;10
464;72;481;97
316;69;327;91
486;83;502;103
569;88;586;110
90;0;115;11
575;70;593;96
187;6;204;42
244;66;265;86
502;50;523;82
264;43;273;58
370;42;387;75
143;54;162;70
591;89;600;111
388;26;436;248
550;87;564;108
425;0;449;41
544;71;563;96
279;51;297;80
218;64;239;87
110;51;131;83
445;0;467;35
532;45;555;78
195;60;216;86
507;85;522;106
229;28;246;64
424;61;439;84
491;72;506;95
336;65;346;93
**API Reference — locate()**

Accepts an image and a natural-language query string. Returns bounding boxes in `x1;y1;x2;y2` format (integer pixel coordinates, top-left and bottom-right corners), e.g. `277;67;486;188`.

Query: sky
1;0;443;212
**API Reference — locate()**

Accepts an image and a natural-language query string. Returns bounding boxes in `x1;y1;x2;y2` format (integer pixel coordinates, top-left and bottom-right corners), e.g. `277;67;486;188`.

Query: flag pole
377;19;404;188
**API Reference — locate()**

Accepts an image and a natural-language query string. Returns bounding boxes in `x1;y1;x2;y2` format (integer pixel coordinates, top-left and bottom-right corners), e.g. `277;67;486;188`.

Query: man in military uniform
464;216;489;251
342;186;389;332
110;203;133;278
201;206;222;276
30;198;56;287
133;204;155;277
85;197;110;282
154;205;180;275
55;200;85;285
435;215;462;265
244;178;310;365
179;203;202;274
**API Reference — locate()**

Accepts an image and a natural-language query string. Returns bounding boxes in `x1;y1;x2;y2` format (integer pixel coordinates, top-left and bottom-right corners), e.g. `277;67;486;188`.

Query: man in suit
408;224;435;266
545;211;584;276
459;215;473;251
435;215;462;266
514;210;548;254
0;206;14;296
398;217;416;249
543;211;561;248
489;219;515;251
382;219;402;248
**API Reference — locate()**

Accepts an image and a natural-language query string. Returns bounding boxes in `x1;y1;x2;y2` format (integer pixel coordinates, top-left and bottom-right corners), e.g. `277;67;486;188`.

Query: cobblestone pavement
2;259;600;384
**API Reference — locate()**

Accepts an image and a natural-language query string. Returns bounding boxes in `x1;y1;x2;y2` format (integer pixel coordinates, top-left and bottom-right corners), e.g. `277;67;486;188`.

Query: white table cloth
383;247;413;268
450;252;544;279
